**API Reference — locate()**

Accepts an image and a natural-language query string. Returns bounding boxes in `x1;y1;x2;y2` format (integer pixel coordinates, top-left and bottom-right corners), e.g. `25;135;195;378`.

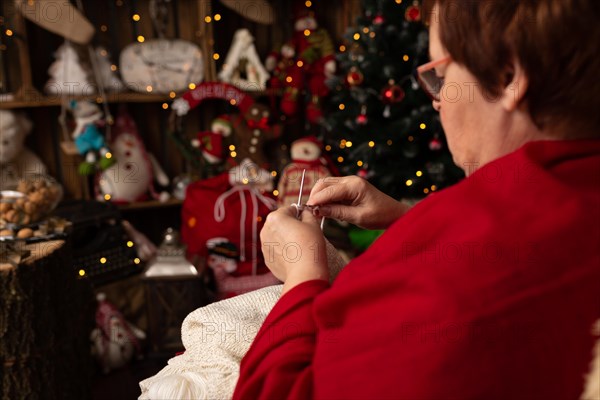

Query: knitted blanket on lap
138;241;347;400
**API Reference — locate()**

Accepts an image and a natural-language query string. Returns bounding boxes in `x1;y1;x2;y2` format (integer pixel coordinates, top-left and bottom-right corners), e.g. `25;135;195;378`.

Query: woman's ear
501;59;528;112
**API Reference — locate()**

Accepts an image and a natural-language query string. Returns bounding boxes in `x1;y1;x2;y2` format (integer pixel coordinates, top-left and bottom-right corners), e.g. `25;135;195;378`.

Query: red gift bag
181;172;277;277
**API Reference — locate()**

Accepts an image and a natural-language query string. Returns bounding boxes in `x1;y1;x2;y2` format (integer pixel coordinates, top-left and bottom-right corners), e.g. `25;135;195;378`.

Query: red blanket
233;139;600;400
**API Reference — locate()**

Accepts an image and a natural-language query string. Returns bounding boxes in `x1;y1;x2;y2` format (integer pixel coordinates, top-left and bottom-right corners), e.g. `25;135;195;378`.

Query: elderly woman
233;0;600;398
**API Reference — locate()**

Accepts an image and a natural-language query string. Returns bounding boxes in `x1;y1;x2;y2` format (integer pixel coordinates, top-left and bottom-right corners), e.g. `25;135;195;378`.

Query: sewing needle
296;169;306;216
294;169;324;230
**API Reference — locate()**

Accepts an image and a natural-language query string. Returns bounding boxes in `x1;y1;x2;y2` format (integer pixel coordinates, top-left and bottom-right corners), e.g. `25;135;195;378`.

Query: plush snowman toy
277;136;332;207
97;110;170;203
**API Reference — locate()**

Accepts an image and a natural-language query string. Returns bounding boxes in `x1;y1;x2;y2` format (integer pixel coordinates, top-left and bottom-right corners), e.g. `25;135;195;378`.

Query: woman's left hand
260;206;328;294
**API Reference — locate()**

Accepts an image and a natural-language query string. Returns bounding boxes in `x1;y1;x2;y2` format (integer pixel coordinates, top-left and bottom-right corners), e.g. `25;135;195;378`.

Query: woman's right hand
307;176;410;230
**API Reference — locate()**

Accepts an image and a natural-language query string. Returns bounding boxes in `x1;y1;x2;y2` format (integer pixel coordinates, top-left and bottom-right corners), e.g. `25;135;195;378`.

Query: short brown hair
423;0;600;136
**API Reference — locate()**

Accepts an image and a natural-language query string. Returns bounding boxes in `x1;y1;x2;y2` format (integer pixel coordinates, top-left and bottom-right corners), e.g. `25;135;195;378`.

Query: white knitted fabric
139;241;348;400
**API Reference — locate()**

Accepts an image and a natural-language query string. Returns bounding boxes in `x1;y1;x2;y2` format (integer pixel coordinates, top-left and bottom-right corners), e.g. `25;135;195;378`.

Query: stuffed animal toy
68;100;115;175
97;109;170;203
277;136;332;207
191;115;233;165
265;1;336;123
230;103;280;169
90;293;146;374
0;110;47;191
206;238;279;299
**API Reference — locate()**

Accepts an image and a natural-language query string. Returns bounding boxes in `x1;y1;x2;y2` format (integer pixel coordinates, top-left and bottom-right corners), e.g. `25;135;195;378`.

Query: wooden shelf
0;87;287;109
117;198;183;211
0;92;176;109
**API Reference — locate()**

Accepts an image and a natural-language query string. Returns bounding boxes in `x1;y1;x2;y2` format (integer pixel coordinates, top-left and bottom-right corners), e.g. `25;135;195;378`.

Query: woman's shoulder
401;138;600;225
368;139;600;285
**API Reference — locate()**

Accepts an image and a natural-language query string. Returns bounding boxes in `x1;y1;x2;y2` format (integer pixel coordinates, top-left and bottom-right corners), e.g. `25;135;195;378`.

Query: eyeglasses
417;56;451;101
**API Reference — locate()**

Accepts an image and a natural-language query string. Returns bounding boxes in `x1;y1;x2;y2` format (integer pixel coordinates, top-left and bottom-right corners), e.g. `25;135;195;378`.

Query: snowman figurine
97;109;170;203
277;136;332;207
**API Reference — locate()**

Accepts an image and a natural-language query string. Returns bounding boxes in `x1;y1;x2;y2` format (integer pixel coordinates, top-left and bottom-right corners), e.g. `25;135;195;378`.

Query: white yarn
144;373;208;400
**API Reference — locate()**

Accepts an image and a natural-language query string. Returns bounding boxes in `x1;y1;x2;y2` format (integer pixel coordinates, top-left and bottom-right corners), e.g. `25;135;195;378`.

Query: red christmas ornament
356;113;368;125
358;169;369;178
405;2;422;22
381;81;405;104
429;136;443;151
346;67;364;86
373;14;385;25
356;104;369;125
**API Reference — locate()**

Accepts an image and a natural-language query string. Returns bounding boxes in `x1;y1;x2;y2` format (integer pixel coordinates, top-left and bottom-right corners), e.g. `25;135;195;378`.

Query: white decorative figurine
46;42;96;97
218;29;270;91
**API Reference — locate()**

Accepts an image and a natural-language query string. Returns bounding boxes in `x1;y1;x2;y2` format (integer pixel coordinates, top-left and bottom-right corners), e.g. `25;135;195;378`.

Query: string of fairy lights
2;0;437;200
77;240;141;278
107;1;223;108
0;0;222;99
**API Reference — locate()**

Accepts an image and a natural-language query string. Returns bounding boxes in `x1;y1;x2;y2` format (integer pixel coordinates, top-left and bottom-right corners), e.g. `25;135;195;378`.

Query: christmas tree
323;0;463;200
